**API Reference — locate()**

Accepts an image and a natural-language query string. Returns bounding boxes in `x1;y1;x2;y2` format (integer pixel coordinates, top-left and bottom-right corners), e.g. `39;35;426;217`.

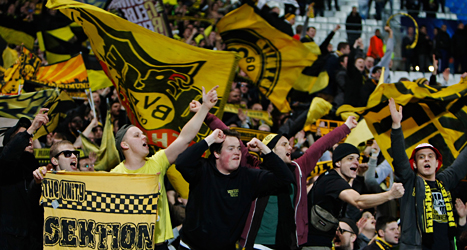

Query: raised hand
189;100;202;113
247;138;271;154
28;108;49;135
388;98;402;129
456;198;467;218
205;128;225;146
202;85;219;110
345;116;358;130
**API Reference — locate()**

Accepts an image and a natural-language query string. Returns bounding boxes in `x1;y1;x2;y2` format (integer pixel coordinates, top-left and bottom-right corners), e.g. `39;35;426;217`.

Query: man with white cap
389;97;467;249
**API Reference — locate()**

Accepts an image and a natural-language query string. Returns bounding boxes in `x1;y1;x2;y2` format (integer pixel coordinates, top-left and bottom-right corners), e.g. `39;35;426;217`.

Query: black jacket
0;131;40;250
176;140;294;250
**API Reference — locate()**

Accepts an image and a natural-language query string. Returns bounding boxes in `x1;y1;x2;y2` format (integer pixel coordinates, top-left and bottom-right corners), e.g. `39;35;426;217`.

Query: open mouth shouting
70;160;78;170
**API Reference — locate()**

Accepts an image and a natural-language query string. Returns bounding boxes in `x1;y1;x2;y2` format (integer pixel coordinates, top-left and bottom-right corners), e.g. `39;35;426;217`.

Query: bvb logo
221;29;281;97
105;45;206;130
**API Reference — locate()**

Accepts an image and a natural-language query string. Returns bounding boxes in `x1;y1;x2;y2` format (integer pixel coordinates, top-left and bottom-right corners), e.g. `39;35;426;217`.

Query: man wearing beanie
0;108;49;249
111;86;218;250
190;100;359;249
303;142;404;249
389;98;467;249
334;218;359;250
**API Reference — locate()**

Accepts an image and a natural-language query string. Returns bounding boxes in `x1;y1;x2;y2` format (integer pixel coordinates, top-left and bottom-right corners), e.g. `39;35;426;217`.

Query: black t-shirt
422;180;450;250
306;169;352;247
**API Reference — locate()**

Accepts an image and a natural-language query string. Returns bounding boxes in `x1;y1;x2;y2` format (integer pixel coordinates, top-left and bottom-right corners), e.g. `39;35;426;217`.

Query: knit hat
409;143;443;171
332;143;360;164
115;124;134;160
2;117;32;146
339;217;359;235
262;133;282;150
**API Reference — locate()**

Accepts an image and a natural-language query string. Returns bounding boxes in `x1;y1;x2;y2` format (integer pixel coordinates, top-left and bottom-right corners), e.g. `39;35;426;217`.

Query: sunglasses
337;227;355;235
55;150;80;159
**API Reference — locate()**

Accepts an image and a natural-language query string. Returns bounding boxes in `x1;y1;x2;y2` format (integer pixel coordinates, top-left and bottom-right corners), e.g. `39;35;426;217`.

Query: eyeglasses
54;150;80;159
337;227;355;235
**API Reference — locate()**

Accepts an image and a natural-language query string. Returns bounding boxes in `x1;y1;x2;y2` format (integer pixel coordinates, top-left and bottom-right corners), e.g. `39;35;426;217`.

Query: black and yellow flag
28;53;90;90
1;47;42;95
217;4;316;112
33;90;76;140
47;0;239;149
336;79;467;169
0;89;56;119
42;172;160;249
81;106;120;171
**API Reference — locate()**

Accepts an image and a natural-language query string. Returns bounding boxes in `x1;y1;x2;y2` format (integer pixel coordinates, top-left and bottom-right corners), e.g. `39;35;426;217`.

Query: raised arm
176;128;225;183
437;142;467;190
388;98;415;183
339;182;404;209
1;108;49;161
248;138;294;196
165;86;218;164
364;145;382;192
295;116;357;175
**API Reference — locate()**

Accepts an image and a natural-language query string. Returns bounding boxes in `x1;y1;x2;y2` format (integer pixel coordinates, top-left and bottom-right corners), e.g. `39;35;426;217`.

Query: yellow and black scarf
423;179;456;233
375;236;392;250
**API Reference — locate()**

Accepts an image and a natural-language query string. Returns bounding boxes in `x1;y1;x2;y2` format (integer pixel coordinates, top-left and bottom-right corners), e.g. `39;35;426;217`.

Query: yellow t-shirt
111;149;173;243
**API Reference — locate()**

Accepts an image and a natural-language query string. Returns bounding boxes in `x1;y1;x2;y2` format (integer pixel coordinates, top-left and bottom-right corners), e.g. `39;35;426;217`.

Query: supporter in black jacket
0;109;49;250
176;129;294;250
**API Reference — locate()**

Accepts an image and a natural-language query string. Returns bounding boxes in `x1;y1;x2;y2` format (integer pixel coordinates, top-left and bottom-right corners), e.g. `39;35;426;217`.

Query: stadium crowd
1;0;467;250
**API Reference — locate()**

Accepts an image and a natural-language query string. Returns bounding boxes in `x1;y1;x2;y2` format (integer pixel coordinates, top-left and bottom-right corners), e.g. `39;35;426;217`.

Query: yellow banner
336;78;467;169
42;172;160;249
217;4;315;112
30;54;90;90
224;104;273;126
47;0;239;148
231;127;272;142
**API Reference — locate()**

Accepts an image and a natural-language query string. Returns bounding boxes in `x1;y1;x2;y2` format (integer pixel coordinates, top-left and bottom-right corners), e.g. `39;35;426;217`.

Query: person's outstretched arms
165;86;218;165
296;116;357;176
339;182;404;209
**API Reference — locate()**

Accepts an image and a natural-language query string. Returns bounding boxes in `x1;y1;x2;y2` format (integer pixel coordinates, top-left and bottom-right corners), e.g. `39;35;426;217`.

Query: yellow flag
81;107;121;171
87;70;113;91
30;53;90;90
47;0;239;148
0;89;56;119
42;172;159;249
336;78;467;169
217;4;315;112
1;47;42;95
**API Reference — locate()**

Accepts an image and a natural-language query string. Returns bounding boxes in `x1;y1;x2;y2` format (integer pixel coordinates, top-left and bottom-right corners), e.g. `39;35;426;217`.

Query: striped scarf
423;179;456;233
375;236;392;250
